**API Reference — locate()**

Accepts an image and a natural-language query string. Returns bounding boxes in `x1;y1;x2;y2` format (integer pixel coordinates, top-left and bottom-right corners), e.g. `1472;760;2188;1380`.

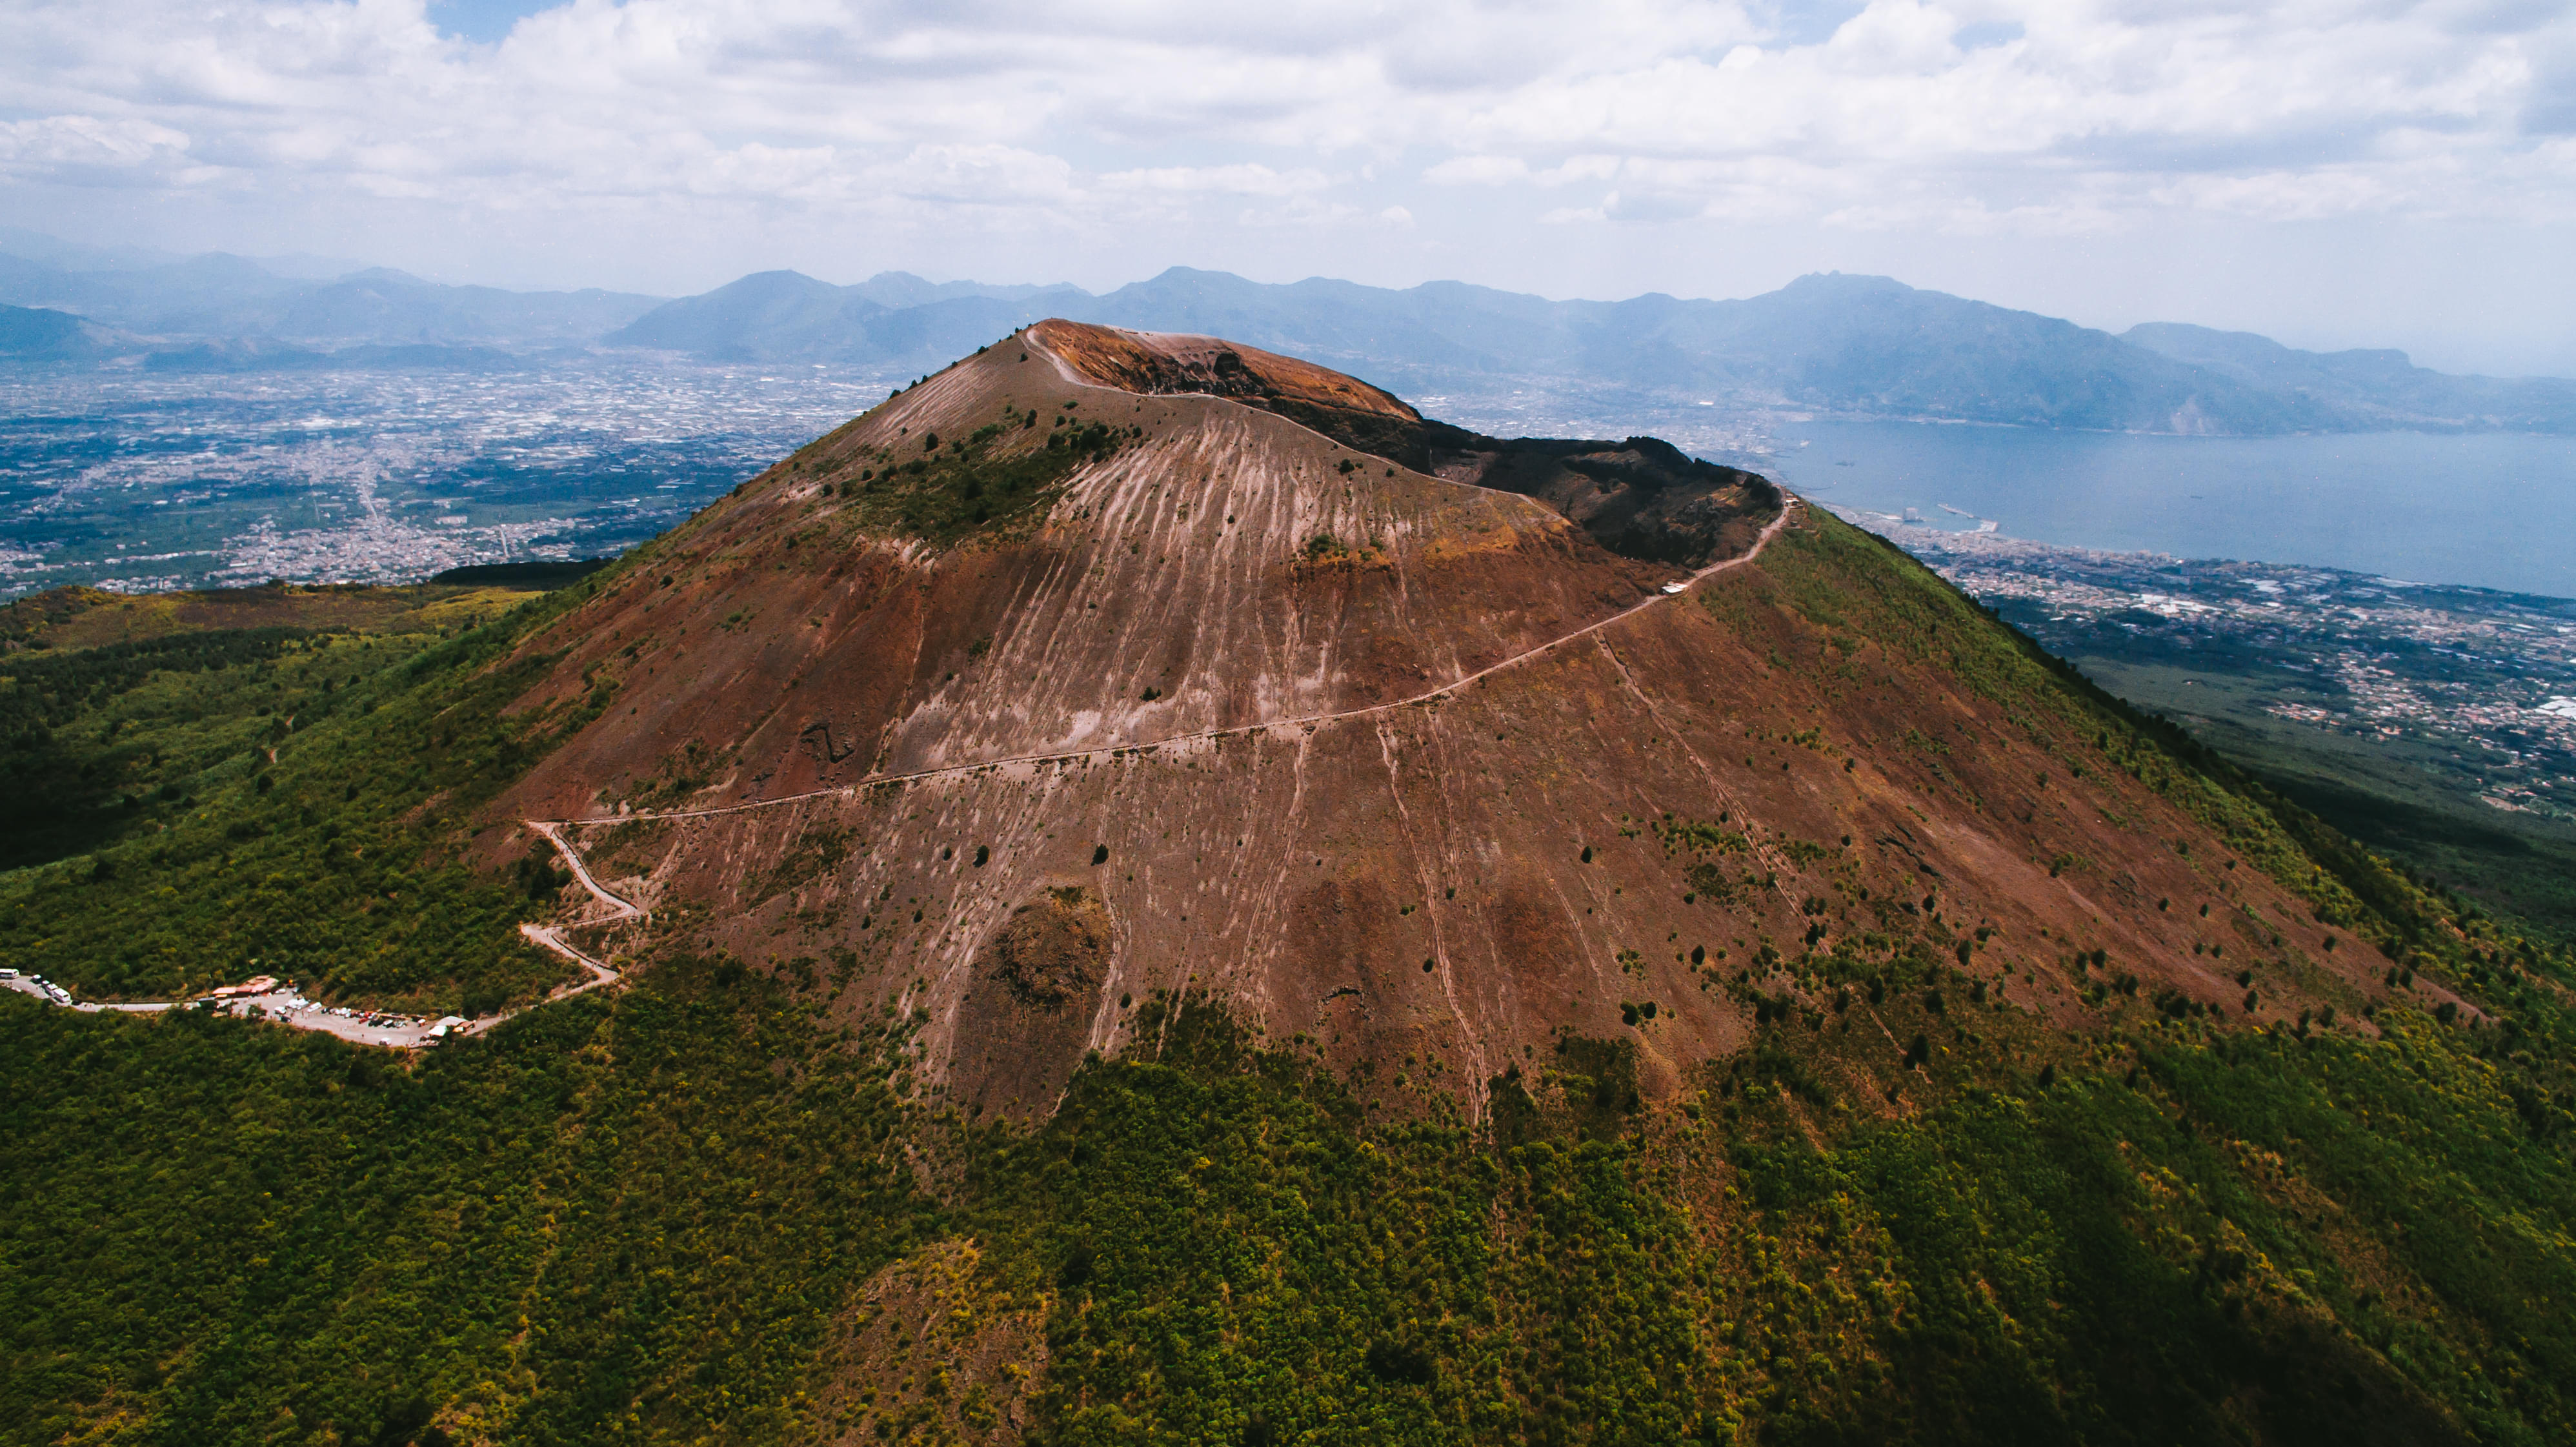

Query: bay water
1767;420;2576;599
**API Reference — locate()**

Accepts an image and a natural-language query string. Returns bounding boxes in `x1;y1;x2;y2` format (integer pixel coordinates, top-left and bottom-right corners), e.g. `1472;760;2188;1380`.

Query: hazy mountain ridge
6;227;2573;434
0;247;663;350
2125;321;2576;433
658;265;2573;434
600;268;1082;365
0;301;121;361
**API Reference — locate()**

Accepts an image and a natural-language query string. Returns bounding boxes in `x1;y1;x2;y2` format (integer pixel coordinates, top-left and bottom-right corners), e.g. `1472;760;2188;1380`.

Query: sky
5;0;2573;375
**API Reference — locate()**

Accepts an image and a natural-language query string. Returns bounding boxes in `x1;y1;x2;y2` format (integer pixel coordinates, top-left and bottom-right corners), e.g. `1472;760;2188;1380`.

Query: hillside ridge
10;323;2575;1446
527;488;1801;835
435;325;2440;1131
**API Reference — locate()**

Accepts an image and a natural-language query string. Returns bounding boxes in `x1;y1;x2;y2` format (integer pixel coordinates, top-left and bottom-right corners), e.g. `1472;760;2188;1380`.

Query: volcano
15;319;2551;1447
490;319;2417;1119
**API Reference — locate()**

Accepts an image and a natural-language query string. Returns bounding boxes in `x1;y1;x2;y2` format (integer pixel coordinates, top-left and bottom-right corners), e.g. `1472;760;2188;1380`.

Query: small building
206;975;279;1000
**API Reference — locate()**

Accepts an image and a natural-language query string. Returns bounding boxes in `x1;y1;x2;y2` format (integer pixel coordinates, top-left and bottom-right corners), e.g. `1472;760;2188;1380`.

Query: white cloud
1820;196;2126;236
1427;154;1620;187
0;115;195;176
0;0;2539;211
1101;163;1332;196
873;144;1079;208
1229;194;1419;229
2150;169;2406;223
1424;155;1530;185
0;0;2568;355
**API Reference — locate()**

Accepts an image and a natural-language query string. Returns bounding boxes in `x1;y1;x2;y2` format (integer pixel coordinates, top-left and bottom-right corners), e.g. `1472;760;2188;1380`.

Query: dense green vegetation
8;960;2572;1444
2050;640;2576;950
4;508;2575;1444
918;990;2571;1446
820;405;1134;547
0;625;319;867
0;580;619;1011
0;957;931;1446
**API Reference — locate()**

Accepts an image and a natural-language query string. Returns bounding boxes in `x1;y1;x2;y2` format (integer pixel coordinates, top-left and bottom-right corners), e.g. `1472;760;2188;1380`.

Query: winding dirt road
304;381;1807;1037
9;364;1798;1049
531;497;1798;834
493;487;1797;1040
8;825;636;1049
510;820;639;1004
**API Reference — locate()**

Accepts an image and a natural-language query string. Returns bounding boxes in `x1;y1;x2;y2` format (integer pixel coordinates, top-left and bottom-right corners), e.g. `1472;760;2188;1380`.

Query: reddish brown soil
487;325;2397;1120
1029;318;1419;421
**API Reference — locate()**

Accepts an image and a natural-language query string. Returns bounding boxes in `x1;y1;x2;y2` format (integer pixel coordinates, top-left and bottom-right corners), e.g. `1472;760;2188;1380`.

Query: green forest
5;511;2576;1444
0;578;618;1013
9;942;2570;1444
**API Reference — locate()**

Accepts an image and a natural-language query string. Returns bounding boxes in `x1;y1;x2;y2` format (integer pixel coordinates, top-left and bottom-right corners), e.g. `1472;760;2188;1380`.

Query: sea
1764;420;2576;601
3;363;2571;604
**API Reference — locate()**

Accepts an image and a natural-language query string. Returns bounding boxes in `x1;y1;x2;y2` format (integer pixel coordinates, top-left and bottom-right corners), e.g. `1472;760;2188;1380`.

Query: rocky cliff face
487;321;2402;1118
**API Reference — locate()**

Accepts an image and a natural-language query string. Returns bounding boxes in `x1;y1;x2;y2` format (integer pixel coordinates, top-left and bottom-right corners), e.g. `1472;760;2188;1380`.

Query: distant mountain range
0;250;659;351
602;270;1084;366
5;229;2571;435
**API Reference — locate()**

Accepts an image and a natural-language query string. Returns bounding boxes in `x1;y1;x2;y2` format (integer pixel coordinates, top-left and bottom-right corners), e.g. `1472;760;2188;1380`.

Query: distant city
0;361;906;598
1854;513;2576;833
5;227;2571;860
0;335;1800;604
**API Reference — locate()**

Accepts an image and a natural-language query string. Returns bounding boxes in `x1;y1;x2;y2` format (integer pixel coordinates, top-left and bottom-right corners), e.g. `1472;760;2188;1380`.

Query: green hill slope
4;346;2575;1444
0;579;609;1011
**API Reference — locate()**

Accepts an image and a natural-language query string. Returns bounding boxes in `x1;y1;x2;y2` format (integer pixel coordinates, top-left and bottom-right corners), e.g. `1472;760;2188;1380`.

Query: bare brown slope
483;327;2402;1122
1034;318;1780;569
488;329;1687;824
527;506;2398;1122
1029;318;1418;422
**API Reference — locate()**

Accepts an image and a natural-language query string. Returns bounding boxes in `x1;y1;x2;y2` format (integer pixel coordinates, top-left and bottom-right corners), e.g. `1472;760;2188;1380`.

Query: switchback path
511;926;621;1002
531;498;1798;835
498;496;1796;1029
17;367;1793;1044
499;822;641;1018
528;820;648;923
4;497;1795;1047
